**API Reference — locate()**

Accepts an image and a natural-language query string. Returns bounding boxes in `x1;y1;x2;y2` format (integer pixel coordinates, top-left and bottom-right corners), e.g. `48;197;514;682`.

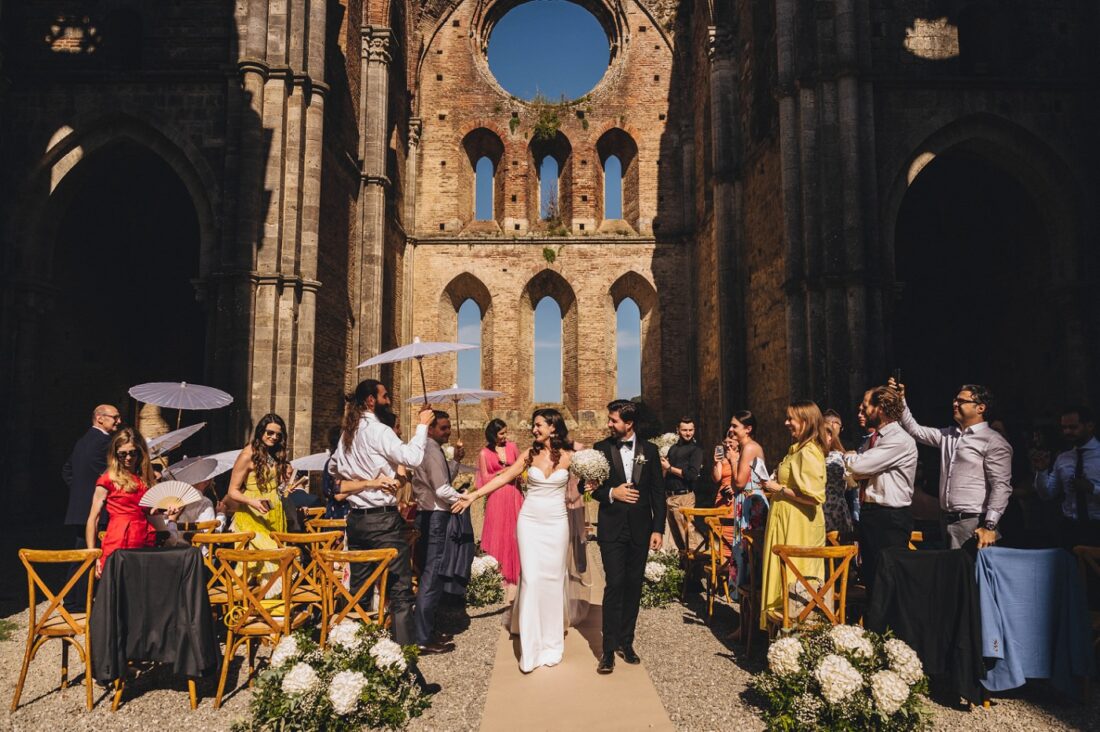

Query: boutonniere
634;454;648;466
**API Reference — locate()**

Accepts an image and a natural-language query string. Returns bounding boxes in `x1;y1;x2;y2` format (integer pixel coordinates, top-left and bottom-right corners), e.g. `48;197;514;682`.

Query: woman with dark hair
759;401;828;629
477;418;523;595
724;411;769;633
453;408;576;672
227;414;292;551
86;427;167;576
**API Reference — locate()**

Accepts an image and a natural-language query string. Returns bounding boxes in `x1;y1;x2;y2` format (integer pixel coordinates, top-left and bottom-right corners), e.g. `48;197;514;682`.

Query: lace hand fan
139;480;203;511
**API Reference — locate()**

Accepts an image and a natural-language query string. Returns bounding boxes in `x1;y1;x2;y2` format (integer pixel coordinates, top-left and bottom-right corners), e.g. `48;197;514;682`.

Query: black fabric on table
90;546;219;683
865;547;983;705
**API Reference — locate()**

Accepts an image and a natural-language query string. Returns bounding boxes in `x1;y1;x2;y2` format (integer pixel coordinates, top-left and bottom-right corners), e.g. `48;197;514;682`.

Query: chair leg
247;639;257;685
85;648;94;711
60;641;69;689
111;678;124;712
214;632;236;709
188;679;197;710
10;633;39;711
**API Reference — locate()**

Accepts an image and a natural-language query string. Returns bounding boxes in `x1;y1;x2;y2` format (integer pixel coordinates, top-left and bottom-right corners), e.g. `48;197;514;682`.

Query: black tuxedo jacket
591;437;666;545
62;427;111;526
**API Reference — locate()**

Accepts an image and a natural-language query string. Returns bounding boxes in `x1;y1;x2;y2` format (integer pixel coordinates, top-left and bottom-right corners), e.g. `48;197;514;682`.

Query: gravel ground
0;596;505;732
635;589;1100;732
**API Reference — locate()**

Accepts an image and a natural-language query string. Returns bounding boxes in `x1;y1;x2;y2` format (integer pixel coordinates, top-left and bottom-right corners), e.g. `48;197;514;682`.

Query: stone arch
885;114;1092;417
520;269;579;413
609;271;661;414
438;272;496;390
9;111;219;281
527;131;573;228
596;127;640;231
460;127;506;230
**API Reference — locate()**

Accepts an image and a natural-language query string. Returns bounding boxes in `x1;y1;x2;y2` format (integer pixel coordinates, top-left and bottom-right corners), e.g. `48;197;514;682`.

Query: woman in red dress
85;427;162;576
477;419;522;596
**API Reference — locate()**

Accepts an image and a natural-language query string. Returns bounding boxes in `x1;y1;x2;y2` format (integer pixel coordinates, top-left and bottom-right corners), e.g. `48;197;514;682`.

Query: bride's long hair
524;408;571;472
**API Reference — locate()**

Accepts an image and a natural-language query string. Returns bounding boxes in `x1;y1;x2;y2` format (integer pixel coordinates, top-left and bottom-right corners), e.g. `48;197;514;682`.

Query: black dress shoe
434;632;454;643
417;641;455;655
597;651;615;674
616;646;641;664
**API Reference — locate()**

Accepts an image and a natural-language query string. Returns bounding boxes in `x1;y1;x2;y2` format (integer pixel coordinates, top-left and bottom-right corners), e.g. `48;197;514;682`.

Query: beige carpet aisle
478;544;675;732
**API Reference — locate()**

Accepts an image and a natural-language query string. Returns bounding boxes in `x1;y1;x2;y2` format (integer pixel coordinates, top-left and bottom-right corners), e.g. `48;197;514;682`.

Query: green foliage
530;92;565;142
467;565;505;608
231;624;429;732
0;619;16;642
640;549;684;608
749;625;931;732
509;116;520;134
542;246;557;264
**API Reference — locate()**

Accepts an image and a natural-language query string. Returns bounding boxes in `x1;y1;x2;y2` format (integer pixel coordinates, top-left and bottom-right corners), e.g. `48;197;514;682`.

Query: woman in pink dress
478;419;522;595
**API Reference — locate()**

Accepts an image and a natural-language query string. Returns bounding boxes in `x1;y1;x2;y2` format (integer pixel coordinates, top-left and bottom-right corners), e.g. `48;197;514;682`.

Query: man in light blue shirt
1035;406;1100;549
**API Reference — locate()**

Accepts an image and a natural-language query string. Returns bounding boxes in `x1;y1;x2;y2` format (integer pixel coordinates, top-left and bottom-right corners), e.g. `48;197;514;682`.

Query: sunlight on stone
903;18;959;60
907;151;936;186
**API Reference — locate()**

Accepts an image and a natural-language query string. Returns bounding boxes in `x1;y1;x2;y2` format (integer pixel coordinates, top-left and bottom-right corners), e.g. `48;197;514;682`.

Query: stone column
355;26;394;377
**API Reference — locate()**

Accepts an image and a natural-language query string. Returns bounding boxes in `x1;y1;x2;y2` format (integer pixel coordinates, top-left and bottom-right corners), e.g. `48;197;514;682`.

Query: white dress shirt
411;439;463;511
898;404;1013;524
329;411;428;508
608;434;637;503
1036;437;1100;521
843;421;918;507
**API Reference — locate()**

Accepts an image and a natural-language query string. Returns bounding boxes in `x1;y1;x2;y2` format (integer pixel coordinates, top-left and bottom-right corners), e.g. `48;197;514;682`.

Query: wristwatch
981;519;997;532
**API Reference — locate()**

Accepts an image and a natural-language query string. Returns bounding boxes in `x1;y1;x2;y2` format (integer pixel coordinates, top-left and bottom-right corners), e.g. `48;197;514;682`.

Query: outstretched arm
452;451;529;513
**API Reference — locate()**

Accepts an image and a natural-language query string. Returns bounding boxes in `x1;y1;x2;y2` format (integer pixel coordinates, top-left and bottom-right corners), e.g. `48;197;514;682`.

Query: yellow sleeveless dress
230;467;287;591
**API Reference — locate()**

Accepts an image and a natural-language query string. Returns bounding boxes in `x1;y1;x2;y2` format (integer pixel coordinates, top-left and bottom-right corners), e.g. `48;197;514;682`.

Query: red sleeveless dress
98;472;156;564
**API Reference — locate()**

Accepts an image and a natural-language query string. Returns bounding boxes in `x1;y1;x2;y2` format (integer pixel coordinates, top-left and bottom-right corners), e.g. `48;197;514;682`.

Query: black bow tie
619;440;634;449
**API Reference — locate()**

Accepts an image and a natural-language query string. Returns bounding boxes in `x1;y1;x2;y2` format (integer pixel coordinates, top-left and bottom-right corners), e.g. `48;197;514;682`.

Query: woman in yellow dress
759;400;829;629
227;414;291;558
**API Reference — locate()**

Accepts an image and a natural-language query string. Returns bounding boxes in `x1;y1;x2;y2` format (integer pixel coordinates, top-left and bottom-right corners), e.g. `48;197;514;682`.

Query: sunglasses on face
263;429;283;440
116;449;138;458
953;398;979;406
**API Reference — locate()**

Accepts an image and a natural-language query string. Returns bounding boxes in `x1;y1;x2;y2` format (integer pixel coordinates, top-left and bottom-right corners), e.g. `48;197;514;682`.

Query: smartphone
260;499;272;511
891;367;902;384
714;444;725;460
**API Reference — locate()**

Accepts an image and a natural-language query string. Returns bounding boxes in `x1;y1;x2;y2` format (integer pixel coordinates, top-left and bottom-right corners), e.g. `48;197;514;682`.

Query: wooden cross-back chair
766;544;858;635
272;531;343;623
189;531;255;617
302;507;326;522
316;548;398;646
702;516;735;620
11;548;101;712
677;507;728;603
732;526;765;655
306;517;347;534
213;547;309;707
179;519;221;534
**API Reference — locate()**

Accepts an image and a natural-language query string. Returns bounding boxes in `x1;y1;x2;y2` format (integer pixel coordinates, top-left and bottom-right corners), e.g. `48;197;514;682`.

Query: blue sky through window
605;155;622;219
616;298;641;399
534;297;562;402
487;0;610;101
475;157;494;220
457;299;481;387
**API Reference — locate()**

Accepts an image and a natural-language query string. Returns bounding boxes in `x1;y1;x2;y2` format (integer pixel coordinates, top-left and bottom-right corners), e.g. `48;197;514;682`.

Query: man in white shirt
411;410;464;653
1036;406;1100;548
845;386;918;592
893;380;1012;550
330;379;433;652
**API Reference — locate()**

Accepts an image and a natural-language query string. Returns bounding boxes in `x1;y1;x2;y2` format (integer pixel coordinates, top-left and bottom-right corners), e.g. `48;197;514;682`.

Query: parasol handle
417;356;428;406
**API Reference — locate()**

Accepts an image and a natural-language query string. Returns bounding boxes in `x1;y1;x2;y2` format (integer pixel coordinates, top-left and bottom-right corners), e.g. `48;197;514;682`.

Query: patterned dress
728;457;769;595
824;450;855;536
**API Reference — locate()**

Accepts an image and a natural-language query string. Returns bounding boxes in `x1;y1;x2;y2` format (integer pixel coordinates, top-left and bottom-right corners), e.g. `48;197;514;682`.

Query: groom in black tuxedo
591;400;666;674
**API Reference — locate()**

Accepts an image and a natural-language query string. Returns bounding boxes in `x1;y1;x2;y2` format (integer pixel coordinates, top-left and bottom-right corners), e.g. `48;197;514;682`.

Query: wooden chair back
179;519;220;533
678;507;727;559
316;548;398;644
190;531;255;607
302;507;326;521
907;531;924;550
770;544;858;629
271;531;343;609
306;517;347;533
12;548;101;711
215;547;298;636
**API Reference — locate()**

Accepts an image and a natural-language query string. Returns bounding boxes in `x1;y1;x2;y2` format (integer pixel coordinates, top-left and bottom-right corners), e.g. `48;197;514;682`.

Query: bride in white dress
453;408;574;672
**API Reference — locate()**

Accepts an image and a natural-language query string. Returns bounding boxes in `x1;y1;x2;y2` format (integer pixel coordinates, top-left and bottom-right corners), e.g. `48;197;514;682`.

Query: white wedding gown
514;465;570;672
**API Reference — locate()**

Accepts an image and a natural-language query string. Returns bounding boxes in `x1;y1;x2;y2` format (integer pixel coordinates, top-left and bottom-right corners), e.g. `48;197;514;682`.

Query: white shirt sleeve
898;403;944;447
378;423;429;468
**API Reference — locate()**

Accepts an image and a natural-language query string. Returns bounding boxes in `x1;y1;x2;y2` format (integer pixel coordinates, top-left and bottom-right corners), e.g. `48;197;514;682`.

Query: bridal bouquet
648;432;678;458
467;553;504;607
641;549;683;608
750;625;929;731
232;621;428;732
569;449;610;485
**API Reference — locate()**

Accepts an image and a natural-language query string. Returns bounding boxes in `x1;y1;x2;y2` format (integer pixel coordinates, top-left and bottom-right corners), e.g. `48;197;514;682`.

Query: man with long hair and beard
329;379;439;690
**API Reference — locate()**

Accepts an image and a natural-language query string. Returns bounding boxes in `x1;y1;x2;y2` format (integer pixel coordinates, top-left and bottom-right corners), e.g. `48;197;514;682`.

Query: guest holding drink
478;419;522;597
726;411;769;621
227;414;291;550
85;428;167;576
759;401;828;629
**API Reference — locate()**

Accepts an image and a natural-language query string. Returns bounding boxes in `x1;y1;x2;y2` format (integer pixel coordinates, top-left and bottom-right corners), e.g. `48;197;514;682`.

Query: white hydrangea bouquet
750;624;929;731
232;621;429;731
467;553;505;607
648;432;678;458
569;449;610;504
640;548;684;608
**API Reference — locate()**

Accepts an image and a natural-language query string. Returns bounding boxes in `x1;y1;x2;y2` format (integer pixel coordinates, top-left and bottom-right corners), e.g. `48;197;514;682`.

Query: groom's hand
649;532;663;551
611;483;639;504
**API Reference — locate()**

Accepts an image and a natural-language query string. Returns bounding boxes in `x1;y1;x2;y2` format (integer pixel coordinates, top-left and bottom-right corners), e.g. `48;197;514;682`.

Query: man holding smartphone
660;417;703;550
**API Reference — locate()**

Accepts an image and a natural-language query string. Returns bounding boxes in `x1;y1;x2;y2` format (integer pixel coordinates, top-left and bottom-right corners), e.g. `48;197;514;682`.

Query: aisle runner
478;545;675;731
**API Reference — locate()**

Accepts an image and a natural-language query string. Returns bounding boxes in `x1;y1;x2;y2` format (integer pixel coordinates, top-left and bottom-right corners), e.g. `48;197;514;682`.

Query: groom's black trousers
599;537;648;652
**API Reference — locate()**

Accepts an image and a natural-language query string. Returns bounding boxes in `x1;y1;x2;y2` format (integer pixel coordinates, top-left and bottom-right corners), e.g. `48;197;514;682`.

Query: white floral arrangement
750;625;929;731
648;432;678;458
442;444;455;461
232;622;428;732
466;552;504;607
641;548;683;608
569;448;610;485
